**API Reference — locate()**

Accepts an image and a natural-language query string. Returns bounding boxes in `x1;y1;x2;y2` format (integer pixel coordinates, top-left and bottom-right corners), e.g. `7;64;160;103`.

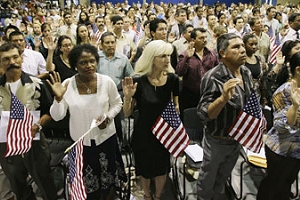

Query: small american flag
68;138;86;200
227;92;267;153
5;92;33;157
93;29;102;43
135;18;141;44
269;33;282;65
152;101;190;158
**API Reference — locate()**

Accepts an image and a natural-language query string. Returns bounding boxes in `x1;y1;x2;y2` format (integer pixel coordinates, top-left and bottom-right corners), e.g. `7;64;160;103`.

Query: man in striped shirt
196;33;253;200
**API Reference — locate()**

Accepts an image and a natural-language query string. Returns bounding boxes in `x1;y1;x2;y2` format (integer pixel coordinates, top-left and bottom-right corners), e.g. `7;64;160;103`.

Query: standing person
257;52;300;200
197;33;253;200
243;33;268;105
262;6;280;38
122;40;179;200
9;31;49;79
56;12;77;45
176;28;218;117
0;43;57;200
249;17;270;62
47;44;125;200
97;32;134;142
46;35;77;81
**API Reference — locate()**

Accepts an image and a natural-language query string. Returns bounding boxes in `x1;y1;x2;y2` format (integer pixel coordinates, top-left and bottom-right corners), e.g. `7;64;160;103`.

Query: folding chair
172;108;204;200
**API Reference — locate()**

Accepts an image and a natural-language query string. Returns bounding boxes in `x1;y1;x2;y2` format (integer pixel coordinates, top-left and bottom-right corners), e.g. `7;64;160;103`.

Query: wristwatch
34;122;42;132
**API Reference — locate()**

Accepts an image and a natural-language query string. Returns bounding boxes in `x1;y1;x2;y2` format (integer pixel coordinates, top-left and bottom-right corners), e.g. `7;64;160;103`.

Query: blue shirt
97;51;134;90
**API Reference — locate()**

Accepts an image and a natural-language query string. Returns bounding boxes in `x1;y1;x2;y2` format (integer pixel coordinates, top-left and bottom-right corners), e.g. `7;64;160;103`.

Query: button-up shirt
22;49;47;76
176;47;219;93
97;51;134;90
198;63;253;137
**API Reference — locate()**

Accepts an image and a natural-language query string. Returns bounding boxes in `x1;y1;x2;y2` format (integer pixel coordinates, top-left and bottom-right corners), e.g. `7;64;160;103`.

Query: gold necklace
77;75;94;94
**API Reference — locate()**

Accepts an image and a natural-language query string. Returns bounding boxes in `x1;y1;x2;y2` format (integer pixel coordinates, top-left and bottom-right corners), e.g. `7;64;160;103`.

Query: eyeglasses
77;59;97;66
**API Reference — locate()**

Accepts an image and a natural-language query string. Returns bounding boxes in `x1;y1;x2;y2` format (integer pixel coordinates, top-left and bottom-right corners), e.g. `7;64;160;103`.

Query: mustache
7;64;21;71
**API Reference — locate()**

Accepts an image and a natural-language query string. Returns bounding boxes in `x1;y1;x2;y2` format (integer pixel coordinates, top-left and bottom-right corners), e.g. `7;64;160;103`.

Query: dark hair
182;24;194;34
249;17;259;27
76;24;90;45
217;12;226;20
243;33;256;44
68;44;99;70
290;52;300;76
206;14;215;21
9;31;24;41
175;8;187;17
4;25;19;36
41;22;51;33
266;6;276;14
233;16;243;25
276;40;300;86
100;32;116;43
149;18;167;34
217;33;240;58
78;11;89;25
288;13;300;23
57;35;72;54
281;40;300;63
0;43;23;56
111;15;123;25
190;28;206;39
195;6;203;12
63;12;72;18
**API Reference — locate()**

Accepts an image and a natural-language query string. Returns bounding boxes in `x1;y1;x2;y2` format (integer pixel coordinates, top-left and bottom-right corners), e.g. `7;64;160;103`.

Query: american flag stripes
152;101;190;158
269;33;282;65
227;92;267;153
5;92;33;157
68;138;86;200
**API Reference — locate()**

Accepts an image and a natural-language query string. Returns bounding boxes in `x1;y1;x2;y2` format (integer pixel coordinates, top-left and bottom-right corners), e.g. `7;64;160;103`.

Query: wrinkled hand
122;77;137;99
46;72;69;101
221;78;242;102
290;80;300;108
186;41;195;57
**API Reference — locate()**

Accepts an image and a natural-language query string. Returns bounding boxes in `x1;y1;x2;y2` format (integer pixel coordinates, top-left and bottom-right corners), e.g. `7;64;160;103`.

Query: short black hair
190;28;206;39
0;43;23;56
111;15;123;25
68;44;99;70
9;31;24;41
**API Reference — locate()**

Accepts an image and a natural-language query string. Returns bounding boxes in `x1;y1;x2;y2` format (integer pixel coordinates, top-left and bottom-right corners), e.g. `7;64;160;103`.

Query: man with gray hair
197;33;253;200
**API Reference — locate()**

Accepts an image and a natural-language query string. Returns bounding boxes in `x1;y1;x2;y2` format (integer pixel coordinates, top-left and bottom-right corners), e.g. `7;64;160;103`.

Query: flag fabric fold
151;101;190;158
269;33;282;65
68;138;87;200
227;92;267;153
5;92;33;157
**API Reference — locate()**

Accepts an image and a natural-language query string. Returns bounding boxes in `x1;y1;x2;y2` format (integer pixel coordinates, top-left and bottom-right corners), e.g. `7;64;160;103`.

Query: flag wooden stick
64;114;106;154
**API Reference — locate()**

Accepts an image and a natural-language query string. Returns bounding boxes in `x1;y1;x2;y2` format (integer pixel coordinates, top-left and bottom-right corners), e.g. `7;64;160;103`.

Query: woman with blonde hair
122;40;179;200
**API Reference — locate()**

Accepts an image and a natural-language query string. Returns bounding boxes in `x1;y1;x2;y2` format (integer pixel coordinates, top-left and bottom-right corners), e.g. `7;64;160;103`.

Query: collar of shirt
0;72;33;86
99;50;122;60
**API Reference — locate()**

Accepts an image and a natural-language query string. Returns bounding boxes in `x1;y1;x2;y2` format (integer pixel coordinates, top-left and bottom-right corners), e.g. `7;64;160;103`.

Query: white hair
134;40;175;76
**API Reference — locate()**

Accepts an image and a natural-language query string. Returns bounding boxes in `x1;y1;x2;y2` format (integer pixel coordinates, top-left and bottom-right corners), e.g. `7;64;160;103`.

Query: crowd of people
0;0;300;199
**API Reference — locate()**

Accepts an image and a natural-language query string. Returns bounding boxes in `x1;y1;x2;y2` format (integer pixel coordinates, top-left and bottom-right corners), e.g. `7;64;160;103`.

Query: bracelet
34;122;42;132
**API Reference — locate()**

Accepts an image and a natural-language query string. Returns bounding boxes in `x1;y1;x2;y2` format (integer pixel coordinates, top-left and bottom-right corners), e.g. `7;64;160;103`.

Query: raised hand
290;80;300;108
46;72;69;102
186;41;195;57
276;51;285;65
122;77;137;99
221;78;242;102
44;36;57;51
